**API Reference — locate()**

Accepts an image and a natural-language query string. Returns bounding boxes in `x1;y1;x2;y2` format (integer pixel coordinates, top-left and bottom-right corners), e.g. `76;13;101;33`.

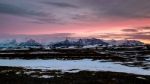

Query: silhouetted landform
0;66;150;84
0;49;119;59
0;46;150;60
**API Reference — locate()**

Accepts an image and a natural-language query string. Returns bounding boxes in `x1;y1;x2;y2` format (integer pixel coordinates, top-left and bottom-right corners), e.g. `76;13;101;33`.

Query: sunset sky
0;0;150;43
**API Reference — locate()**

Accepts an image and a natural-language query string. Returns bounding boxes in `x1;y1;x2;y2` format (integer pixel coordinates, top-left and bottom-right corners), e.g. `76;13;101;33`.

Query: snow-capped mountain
106;40;144;46
19;39;42;47
0;39;18;48
0;39;43;49
50;38;108;48
76;38;108;46
0;38;145;49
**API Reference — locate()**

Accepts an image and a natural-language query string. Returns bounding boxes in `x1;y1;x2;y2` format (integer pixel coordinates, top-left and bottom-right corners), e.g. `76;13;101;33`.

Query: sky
0;0;150;43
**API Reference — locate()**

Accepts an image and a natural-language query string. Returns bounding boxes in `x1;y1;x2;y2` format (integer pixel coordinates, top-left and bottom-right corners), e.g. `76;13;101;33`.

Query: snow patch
0;59;149;75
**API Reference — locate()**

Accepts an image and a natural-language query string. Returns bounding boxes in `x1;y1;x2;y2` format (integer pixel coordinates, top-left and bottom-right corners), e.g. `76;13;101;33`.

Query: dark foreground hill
0;66;150;84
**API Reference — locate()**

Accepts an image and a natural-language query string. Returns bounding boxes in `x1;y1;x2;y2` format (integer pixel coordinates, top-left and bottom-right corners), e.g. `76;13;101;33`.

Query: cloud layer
96;26;150;42
0;0;150;43
1;0;150;24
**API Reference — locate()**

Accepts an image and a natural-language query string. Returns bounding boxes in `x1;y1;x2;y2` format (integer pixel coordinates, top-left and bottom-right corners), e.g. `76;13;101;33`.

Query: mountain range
0;38;144;49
